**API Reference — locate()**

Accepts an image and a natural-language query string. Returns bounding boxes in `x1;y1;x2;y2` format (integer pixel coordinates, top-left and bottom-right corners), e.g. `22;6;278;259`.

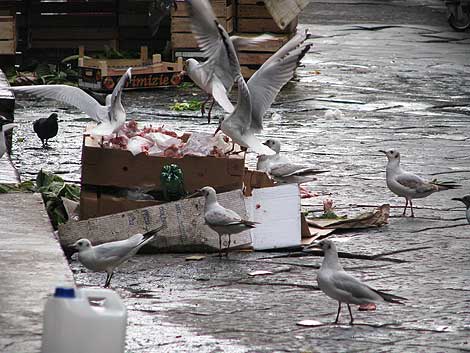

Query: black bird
33;113;58;148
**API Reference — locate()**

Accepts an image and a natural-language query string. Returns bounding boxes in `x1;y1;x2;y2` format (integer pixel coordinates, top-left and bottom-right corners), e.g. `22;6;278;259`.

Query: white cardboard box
245;183;301;250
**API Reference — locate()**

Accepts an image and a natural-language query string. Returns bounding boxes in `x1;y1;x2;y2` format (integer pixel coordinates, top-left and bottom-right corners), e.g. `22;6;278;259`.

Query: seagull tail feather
373;288;407;304
432;181;461;191
137;225;166;246
241;219;259;228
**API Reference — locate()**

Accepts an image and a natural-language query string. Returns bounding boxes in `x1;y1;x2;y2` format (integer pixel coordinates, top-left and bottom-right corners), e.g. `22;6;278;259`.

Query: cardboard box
80;135;246;220
60;189;252;253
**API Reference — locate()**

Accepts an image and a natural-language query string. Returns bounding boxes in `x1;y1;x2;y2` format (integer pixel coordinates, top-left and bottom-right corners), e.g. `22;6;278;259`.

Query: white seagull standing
215;32;312;155
380;149;460;217
316;239;407;325
200;186;258;257
0;116;17;159
257;138;327;184
452;195;470;224
10;68;132;136
71;225;164;287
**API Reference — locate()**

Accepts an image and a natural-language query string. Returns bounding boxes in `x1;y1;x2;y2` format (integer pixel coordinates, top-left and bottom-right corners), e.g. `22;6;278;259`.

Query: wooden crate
0;16;15;55
171;0;234;52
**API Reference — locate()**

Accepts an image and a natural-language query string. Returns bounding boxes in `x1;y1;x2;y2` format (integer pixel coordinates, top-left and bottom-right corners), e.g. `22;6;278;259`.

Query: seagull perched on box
452;195;470;224
0;115;17;159
72;225;165;287
257;138;327;184
380;149;460;217
316;239;407;325
11;68;132;136
200;186;257;257
33;113;59;148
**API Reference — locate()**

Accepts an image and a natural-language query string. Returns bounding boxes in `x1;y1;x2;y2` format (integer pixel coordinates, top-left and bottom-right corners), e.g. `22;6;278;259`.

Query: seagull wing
270;163;326;177
109;68;131;121
188;0;240;91
205;206;246;226
10;85;108;122
395;172;436;193
211;77;235;113
330;270;383;303
247;42;311;132
93;233;147;262
225;76;252;134
231;34;277;51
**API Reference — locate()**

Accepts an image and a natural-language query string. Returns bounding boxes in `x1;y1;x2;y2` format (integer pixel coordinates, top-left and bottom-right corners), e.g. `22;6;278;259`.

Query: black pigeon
33;113;58;148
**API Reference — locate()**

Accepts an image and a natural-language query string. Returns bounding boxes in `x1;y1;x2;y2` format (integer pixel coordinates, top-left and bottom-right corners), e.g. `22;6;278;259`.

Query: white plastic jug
41;287;127;353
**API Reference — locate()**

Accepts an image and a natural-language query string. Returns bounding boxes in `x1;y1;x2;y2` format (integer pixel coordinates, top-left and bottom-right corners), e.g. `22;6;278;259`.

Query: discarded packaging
307;204;390;230
59;189;252;253
80;125;245;220
245;183;301;250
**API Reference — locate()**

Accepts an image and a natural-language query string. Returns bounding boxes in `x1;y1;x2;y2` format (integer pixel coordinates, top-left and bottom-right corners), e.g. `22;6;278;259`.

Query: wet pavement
8;0;470;352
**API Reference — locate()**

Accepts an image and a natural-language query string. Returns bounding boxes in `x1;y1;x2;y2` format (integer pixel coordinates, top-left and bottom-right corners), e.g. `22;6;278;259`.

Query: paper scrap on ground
296;320;323;327
307;204;390;229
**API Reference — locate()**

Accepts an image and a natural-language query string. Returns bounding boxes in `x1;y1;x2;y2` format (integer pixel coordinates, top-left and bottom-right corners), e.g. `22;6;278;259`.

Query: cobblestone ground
10;0;470;352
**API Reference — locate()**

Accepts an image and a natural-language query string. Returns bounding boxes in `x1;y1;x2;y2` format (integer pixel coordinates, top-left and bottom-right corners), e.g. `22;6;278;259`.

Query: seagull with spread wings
215;31;311;155
11;68;132;136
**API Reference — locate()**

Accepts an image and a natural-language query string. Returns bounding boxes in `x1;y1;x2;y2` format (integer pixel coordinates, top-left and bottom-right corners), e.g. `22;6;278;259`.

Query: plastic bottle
41;287;127;353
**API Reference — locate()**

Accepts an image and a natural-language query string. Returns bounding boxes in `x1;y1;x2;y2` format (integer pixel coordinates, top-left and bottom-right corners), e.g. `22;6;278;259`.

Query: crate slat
171;16;233;33
0;40;15;54
0;17;14;40
237;17;296;33
237;4;271;18
172;2;233;18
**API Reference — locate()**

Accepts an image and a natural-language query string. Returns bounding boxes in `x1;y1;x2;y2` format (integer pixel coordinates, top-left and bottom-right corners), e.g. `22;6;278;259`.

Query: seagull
215;31;311;155
184;0;240;121
452;195;470;224
0;116;17;159
200;186;258;257
380;149;460;217
33;113;58;148
184;0;278;122
316;239;407;325
257;138;327;184
10;67;132;136
71;225;164;287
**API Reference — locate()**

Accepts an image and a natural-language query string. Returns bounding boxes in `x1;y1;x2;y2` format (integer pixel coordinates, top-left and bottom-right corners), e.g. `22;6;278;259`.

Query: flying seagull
316;239;406;325
11;68;132;136
380;149;460;217
257;138;327;184
0;115;17;159
452;195;470;224
215;31;311;155
184;0;240;120
200;186;257;257
33;113;58;148
184;0;277;122
71;225;164;287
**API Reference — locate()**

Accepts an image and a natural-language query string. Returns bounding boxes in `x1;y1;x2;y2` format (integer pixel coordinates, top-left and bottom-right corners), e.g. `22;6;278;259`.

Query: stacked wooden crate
236;0;297;78
171;0;234;60
0;15;15;56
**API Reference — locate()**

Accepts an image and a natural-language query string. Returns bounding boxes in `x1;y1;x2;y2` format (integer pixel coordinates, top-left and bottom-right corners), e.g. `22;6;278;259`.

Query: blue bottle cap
54;287;76;298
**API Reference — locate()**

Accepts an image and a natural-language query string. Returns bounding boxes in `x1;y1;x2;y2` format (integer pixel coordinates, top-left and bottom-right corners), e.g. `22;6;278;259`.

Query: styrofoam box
245;183;301;250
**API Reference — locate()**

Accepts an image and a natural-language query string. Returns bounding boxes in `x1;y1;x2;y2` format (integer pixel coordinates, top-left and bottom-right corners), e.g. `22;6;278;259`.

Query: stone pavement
5;0;470;352
0;193;74;353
